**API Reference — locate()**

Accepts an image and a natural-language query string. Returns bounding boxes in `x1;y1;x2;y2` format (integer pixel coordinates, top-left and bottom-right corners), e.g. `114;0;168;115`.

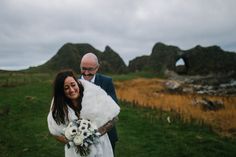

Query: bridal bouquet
64;118;101;156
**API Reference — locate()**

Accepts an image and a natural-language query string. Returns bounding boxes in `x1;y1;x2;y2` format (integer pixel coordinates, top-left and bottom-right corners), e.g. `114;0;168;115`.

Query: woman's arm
98;116;119;136
52;134;69;144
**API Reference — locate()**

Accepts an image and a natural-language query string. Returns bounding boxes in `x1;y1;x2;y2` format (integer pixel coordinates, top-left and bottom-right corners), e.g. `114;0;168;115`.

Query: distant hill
4;42;236;77
181;45;236;75
128;42;182;73
27;43;127;74
128;42;236;76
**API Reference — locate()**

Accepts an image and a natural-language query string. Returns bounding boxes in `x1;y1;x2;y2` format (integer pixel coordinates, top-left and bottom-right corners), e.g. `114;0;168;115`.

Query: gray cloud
0;0;236;70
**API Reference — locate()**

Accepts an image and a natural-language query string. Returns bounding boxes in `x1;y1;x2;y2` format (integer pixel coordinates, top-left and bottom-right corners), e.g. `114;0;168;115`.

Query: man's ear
96;64;100;72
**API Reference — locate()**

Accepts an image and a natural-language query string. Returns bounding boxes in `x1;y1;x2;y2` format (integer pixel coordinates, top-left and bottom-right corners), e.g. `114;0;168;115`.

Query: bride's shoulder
79;79;105;94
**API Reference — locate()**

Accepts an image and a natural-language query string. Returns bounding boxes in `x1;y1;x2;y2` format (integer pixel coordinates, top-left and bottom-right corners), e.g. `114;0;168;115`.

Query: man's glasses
80;66;98;71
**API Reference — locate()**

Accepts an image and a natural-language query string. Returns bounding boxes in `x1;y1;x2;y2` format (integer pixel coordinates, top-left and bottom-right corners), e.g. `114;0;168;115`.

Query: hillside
26;43;127;74
3;42;236;77
129;42;236;77
181;45;236;75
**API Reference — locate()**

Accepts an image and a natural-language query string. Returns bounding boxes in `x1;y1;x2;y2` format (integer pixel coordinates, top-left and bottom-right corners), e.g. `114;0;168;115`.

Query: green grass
0;81;61;157
0;72;54;87
116;102;236;157
0;74;236;157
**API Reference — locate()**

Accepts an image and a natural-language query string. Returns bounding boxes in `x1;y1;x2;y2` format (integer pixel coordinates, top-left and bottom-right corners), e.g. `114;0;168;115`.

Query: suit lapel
94;74;100;86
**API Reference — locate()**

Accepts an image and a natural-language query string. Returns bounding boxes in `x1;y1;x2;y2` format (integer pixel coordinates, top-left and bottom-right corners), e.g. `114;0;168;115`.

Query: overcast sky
0;0;236;70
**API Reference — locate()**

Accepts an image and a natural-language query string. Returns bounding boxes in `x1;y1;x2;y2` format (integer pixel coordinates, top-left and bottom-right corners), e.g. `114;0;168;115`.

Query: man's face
80;59;98;81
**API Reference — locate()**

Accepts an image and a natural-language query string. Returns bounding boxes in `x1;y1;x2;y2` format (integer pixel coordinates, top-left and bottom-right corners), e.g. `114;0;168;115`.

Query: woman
47;70;120;157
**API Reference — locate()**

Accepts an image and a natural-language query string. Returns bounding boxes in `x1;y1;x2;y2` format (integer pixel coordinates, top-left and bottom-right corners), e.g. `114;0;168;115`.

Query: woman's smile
64;76;80;100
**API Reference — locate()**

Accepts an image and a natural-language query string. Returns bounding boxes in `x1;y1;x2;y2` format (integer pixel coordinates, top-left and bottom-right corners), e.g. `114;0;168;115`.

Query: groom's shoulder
97;73;112;81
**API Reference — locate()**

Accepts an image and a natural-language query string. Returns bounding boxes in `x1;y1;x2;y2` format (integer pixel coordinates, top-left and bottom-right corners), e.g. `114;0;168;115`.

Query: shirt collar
81;74;96;83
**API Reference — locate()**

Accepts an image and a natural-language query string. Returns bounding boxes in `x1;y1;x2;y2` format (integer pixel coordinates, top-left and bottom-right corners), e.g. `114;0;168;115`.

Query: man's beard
82;72;94;77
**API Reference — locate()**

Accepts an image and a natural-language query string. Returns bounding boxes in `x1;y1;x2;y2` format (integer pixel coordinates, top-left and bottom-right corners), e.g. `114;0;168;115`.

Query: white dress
47;80;120;157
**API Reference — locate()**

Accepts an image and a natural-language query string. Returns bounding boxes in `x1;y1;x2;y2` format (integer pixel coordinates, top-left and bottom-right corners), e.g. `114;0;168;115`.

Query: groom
79;52;119;154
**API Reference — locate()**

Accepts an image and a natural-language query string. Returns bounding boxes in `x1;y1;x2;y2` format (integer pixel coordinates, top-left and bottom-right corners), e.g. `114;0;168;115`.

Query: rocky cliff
129;42;236;77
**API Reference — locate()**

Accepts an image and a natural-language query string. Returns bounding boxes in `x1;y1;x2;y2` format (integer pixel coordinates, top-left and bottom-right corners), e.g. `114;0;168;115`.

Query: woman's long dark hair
52;70;84;125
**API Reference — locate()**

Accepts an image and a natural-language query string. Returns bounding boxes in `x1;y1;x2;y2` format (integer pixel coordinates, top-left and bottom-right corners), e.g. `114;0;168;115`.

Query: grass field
115;78;236;137
0;72;236;157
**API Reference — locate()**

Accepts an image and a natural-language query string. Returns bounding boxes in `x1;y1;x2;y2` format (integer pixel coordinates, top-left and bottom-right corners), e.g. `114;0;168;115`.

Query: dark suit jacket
94;73;118;145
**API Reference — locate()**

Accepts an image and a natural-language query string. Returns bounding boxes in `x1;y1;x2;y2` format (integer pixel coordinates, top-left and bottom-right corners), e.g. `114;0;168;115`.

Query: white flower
64;121;78;140
64;118;101;156
73;133;83;145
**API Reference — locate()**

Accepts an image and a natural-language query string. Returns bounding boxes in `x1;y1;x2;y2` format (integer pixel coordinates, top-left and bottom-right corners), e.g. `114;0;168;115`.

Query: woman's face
64;76;80;100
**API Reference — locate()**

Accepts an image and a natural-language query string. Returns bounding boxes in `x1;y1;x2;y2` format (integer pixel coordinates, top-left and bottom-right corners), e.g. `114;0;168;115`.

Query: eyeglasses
80;66;98;71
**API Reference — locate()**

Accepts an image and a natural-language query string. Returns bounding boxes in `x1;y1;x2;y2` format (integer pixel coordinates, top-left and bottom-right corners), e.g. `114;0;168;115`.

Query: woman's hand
53;135;69;144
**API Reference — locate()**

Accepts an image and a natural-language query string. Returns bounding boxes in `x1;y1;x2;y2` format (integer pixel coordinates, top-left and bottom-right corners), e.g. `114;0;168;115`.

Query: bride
47;69;120;157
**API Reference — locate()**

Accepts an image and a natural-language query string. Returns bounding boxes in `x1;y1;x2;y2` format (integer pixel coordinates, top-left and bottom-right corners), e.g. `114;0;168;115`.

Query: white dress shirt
81;74;96;83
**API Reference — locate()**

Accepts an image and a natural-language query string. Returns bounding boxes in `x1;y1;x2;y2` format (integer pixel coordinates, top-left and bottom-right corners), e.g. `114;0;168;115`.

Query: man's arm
98;116;119;136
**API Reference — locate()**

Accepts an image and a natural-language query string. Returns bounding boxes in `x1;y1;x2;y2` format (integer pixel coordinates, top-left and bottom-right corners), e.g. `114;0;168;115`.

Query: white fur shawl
79;79;120;128
47;80;120;136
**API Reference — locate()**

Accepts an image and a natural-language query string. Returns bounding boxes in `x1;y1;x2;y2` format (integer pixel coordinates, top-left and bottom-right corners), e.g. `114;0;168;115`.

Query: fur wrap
79;79;120;128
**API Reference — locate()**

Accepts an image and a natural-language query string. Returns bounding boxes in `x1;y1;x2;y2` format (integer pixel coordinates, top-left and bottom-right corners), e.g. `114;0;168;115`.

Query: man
80;52;119;154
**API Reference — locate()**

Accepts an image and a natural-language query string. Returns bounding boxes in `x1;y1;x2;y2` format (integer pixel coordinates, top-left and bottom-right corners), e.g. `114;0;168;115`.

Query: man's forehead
81;57;98;66
81;59;97;66
81;53;98;64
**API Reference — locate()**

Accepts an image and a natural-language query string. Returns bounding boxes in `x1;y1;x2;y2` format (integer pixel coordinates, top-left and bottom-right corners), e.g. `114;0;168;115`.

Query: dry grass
115;78;236;137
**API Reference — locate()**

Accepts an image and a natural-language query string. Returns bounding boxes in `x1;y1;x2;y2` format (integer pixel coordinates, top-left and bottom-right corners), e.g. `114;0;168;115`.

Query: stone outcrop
129;42;236;77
